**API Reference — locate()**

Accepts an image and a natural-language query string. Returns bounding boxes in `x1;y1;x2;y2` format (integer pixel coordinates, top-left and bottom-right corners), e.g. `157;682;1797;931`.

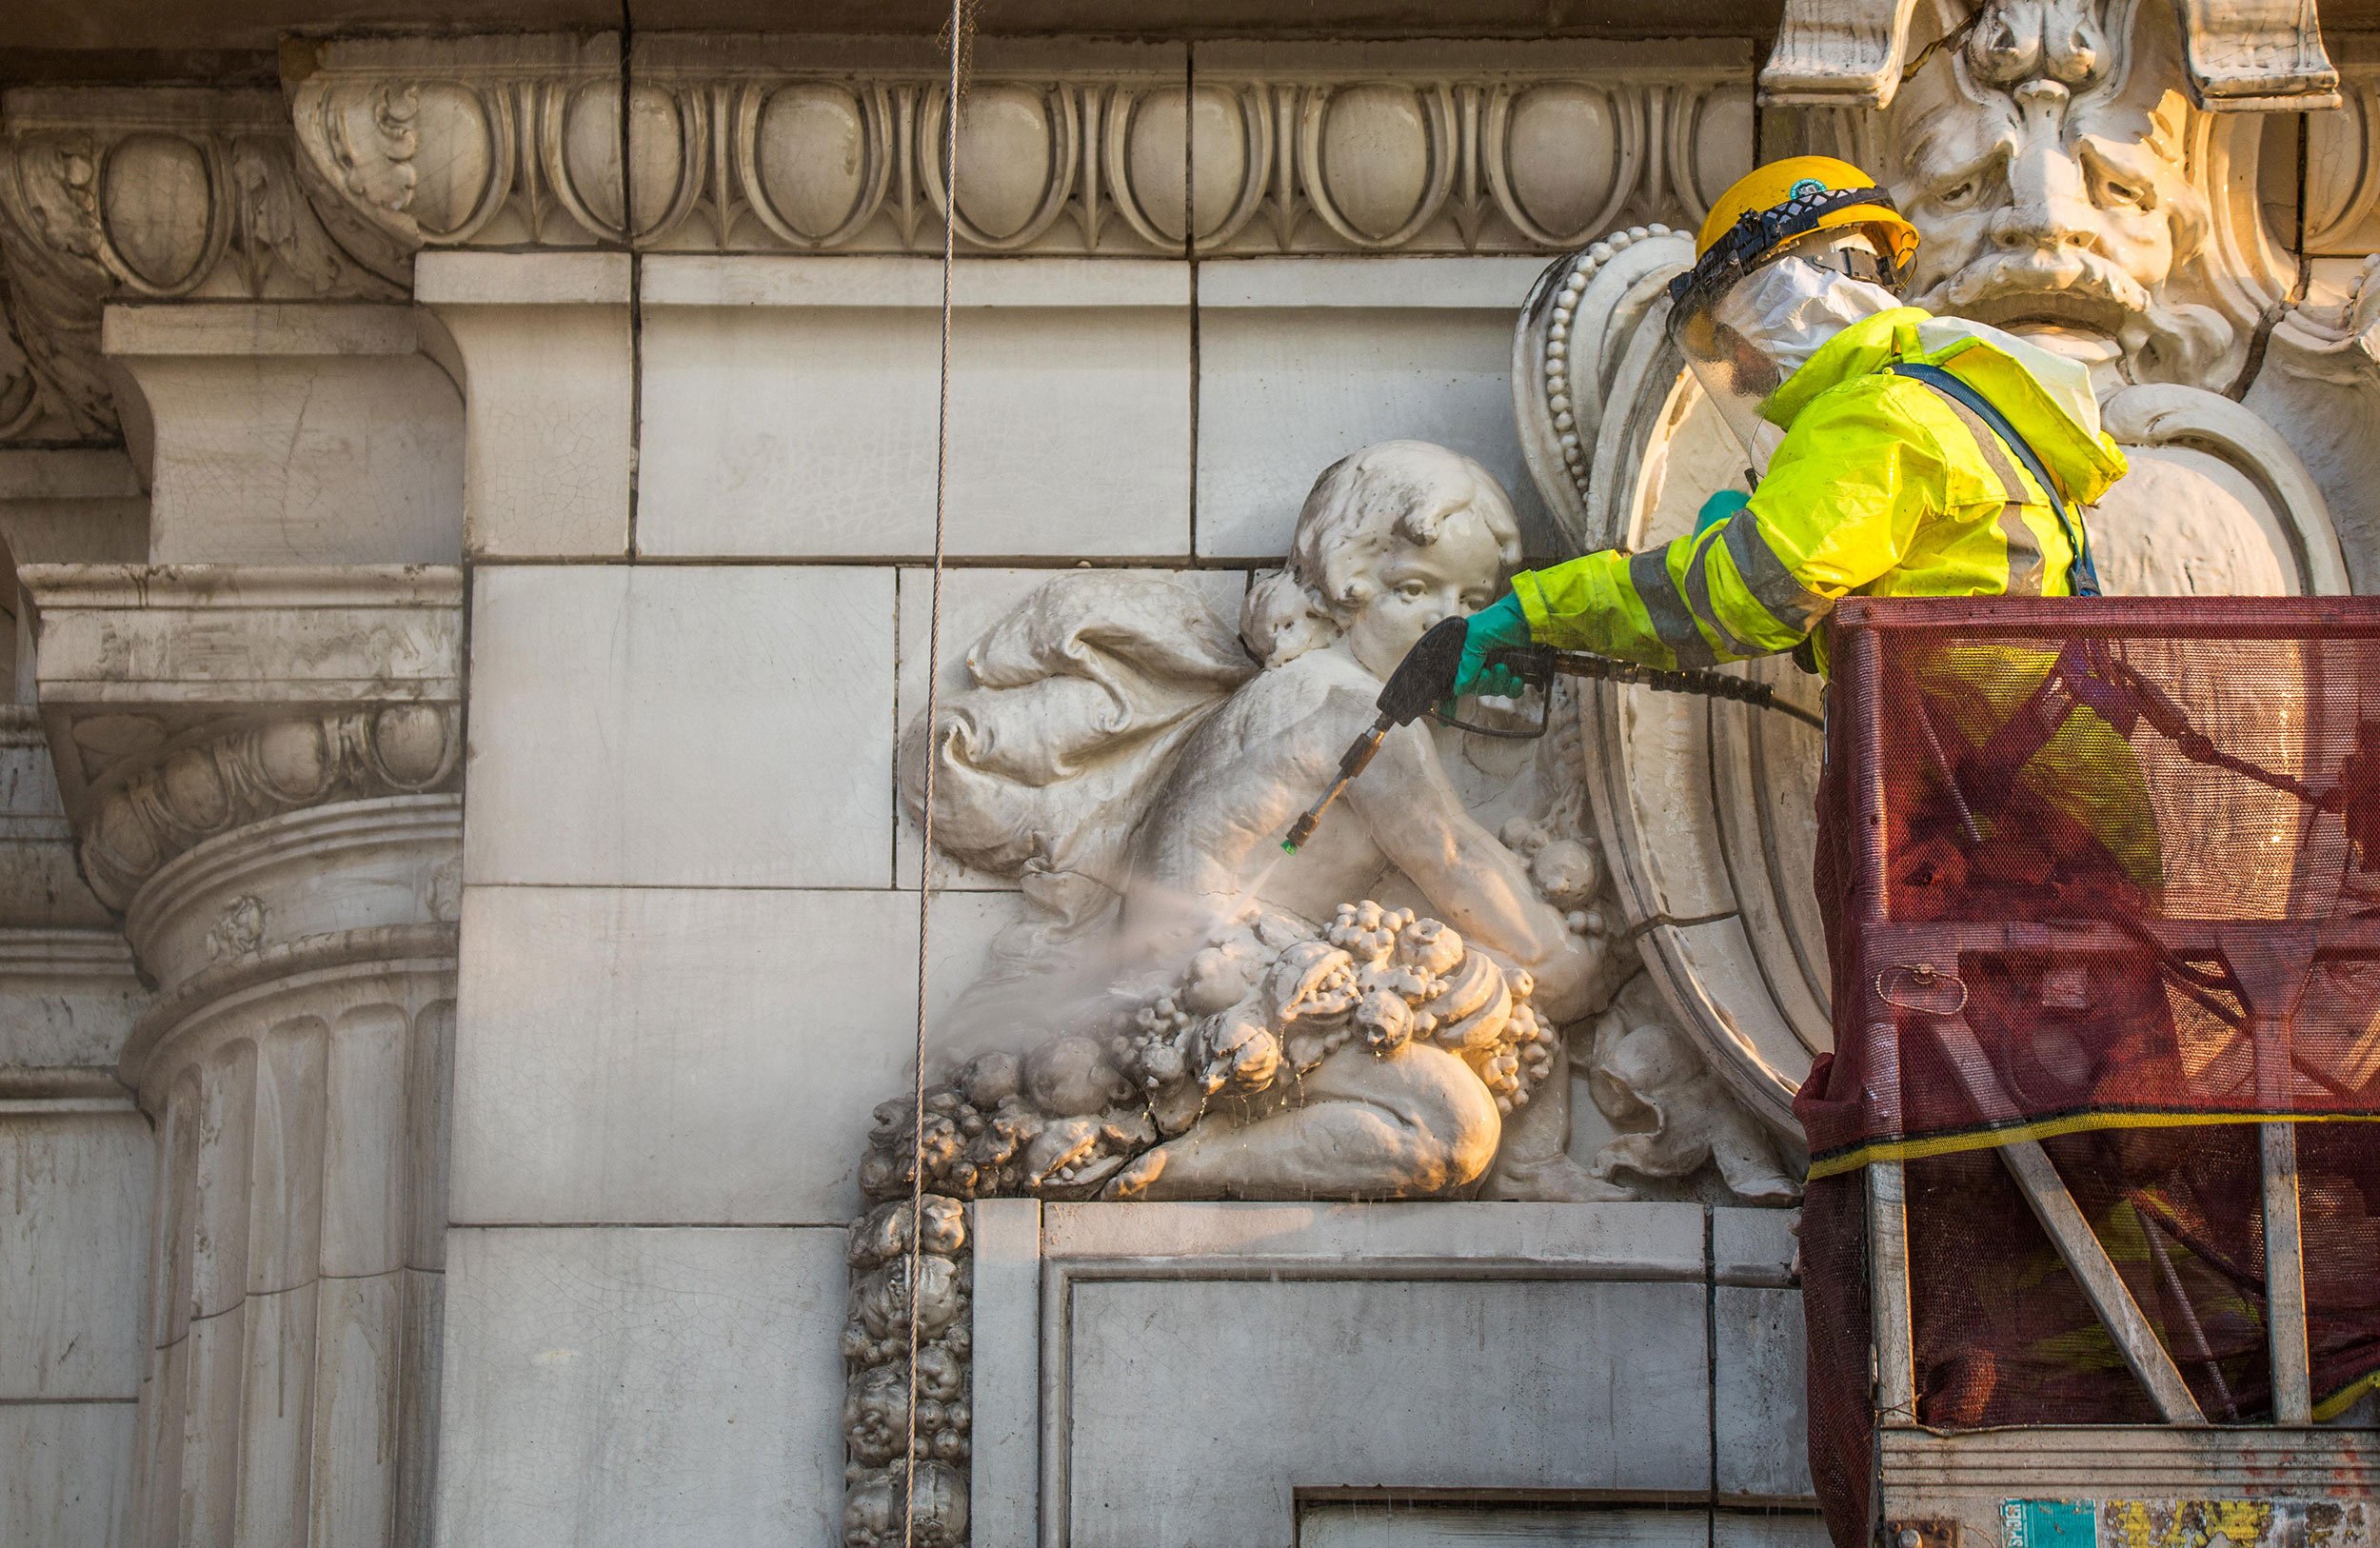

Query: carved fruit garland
843;1197;971;1548
860;902;1555;1205
842;901;1555;1547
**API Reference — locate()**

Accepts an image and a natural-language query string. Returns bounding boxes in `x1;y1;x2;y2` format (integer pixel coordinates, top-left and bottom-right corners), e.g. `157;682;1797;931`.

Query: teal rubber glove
1696;487;1751;536
1451;592;1535;700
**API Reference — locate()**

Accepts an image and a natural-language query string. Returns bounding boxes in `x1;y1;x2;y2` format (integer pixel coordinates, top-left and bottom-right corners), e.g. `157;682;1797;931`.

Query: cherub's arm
1341;716;1593;1020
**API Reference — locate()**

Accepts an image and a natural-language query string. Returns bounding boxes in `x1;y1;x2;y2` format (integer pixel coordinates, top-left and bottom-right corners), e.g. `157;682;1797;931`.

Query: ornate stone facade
0;89;409;440
0;4;2375;1546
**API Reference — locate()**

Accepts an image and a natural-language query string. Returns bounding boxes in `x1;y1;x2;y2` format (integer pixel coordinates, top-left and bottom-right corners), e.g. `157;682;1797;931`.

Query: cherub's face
1340;503;1506;681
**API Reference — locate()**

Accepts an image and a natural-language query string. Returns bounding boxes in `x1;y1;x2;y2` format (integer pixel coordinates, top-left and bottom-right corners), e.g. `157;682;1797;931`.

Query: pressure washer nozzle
1280;841;1298;854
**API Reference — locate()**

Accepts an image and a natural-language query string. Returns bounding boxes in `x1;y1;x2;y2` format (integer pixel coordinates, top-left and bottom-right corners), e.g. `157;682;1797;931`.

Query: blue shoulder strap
1886;360;2101;598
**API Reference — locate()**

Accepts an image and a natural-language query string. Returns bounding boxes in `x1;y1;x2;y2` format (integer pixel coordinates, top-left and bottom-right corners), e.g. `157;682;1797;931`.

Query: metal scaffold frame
1832;599;2380;1542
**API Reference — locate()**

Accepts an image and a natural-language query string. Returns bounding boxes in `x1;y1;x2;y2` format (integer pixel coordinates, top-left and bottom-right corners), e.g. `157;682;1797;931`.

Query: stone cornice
1760;0;2342;109
0;85;411;441
23;563;463;719
7;23;2375;447
287;32;1755;259
22;561;463;614
20;564;464;910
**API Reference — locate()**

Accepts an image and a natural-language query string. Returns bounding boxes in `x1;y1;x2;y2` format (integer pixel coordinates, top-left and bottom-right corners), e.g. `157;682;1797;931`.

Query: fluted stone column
24;565;462;1548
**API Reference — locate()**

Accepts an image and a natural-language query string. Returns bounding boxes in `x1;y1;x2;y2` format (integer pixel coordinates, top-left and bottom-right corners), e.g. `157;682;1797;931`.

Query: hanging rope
902;0;979;1542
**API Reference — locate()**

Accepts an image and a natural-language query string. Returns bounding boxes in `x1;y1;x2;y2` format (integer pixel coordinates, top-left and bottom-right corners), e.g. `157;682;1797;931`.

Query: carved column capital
0;87;412;442
20;563;466;1545
89;711;460;918
21;564;463;920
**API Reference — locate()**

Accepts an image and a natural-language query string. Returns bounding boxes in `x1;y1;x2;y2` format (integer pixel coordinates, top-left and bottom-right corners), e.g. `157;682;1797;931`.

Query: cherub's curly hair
1241;441;1522;667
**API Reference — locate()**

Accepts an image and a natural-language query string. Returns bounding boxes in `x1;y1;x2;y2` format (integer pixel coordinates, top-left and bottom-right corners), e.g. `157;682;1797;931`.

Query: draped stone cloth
900;570;1258;1002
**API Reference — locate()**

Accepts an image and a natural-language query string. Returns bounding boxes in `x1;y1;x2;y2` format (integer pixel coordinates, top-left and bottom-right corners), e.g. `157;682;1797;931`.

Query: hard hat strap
1795;241;1899;291
1669;185;1908;312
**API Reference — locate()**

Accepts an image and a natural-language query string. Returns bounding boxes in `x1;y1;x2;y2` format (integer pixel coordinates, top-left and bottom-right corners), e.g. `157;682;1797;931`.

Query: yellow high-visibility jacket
1512;307;2129;670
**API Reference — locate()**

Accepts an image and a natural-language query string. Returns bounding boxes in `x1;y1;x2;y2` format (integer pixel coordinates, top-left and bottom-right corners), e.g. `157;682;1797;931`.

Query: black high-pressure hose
1283;617;1821;850
1486;645;1825;731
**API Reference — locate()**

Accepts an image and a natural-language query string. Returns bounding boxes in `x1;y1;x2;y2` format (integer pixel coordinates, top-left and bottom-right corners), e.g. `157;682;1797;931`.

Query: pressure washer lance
1281;614;1824;852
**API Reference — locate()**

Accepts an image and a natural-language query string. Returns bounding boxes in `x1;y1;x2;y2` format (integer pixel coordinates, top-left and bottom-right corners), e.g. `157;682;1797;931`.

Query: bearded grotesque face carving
1880;0;2236;382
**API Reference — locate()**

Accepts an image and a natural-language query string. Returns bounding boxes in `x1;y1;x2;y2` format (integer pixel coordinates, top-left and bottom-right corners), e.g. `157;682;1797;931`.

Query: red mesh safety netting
1794;597;2380;1548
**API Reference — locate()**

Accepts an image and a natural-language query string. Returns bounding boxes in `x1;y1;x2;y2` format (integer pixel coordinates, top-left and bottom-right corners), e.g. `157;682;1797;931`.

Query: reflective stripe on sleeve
1679;528;1762;658
1628;547;1718;667
1719;511;1833;634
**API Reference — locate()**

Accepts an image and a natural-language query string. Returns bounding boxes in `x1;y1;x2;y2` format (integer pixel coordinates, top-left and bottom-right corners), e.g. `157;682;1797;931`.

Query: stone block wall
431;244;1637;1545
399;39;1757;1539
3;50;1732;1516
4;7;2372;1543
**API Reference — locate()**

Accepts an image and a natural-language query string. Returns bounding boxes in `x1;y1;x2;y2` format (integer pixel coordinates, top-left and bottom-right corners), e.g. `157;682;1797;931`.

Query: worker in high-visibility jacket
1459;153;2126;689
1462;153;2163;894
1454;157;2159;1544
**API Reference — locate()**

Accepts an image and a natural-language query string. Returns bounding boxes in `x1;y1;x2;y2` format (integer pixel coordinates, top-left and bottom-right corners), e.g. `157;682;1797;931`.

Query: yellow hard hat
1694;155;1919;273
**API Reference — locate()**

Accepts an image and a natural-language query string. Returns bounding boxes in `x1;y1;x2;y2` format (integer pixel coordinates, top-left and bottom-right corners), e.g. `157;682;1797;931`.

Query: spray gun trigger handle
1378;615;1474;724
1481;645;1554;693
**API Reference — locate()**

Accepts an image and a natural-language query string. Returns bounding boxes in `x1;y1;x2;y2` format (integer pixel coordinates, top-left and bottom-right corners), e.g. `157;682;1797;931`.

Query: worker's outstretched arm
1497;379;1953;671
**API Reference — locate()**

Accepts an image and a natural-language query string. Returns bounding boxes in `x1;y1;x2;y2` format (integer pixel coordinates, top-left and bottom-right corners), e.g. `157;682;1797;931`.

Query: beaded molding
1542;222;1674;506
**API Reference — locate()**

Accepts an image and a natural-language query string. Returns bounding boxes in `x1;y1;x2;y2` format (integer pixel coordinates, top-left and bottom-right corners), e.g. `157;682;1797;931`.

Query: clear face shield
1668;231;1904;463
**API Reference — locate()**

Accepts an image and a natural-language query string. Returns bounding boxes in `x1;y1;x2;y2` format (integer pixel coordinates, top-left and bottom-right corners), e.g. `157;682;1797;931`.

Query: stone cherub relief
848;456;1792;1548
869;440;1798;1210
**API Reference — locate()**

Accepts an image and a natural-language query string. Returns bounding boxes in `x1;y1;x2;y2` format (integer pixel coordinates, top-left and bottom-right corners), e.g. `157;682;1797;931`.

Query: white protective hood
1683;253;1899;461
1684;253;2109;460
1708;254;1902;384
